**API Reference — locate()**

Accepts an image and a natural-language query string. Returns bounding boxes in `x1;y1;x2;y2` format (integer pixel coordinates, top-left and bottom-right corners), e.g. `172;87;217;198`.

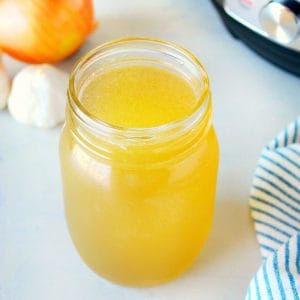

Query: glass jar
59;38;219;287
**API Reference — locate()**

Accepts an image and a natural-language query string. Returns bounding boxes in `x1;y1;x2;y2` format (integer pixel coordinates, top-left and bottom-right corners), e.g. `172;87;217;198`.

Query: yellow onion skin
0;0;96;63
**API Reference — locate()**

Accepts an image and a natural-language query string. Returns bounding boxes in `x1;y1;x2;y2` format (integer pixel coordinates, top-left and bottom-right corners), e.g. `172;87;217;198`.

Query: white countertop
1;1;299;300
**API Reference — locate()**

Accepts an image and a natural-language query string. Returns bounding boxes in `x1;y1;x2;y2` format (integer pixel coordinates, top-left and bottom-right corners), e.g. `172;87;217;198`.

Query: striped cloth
247;117;300;300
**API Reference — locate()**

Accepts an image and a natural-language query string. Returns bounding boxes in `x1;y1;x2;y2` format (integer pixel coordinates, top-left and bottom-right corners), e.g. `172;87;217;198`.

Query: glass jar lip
68;37;211;139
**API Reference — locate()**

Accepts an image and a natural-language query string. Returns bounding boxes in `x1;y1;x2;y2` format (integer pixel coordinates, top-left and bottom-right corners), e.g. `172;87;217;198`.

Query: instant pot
212;0;300;76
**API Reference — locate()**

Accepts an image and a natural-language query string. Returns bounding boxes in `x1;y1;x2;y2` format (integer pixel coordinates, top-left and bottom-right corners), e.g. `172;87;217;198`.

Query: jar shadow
181;196;261;280
110;197;261;293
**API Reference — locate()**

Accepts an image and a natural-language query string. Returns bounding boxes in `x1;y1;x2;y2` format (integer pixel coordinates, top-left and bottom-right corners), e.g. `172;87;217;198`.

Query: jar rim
68;37;211;141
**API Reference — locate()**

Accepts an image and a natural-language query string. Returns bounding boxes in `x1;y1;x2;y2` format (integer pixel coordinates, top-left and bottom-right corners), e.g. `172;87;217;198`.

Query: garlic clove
8;64;69;128
0;55;10;110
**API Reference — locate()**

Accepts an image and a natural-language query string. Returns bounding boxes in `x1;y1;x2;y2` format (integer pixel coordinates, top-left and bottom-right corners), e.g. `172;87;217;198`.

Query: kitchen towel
246;117;300;300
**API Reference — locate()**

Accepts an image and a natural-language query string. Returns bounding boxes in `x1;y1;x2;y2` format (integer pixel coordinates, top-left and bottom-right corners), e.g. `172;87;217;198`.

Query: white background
1;1;299;299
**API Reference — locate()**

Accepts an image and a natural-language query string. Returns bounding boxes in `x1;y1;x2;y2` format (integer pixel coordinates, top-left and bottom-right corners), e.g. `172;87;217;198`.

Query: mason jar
59;38;219;287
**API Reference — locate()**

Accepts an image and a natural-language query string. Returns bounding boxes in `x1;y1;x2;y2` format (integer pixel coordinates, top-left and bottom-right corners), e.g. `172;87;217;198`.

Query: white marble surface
1;1;299;300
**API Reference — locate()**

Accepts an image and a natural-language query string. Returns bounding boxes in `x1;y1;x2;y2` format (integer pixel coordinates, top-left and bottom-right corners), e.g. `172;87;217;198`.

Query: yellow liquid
60;64;219;286
80;65;198;128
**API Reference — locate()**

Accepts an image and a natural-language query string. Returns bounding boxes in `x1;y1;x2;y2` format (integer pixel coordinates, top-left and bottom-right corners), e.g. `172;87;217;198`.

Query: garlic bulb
0;56;10;110
8;64;68;128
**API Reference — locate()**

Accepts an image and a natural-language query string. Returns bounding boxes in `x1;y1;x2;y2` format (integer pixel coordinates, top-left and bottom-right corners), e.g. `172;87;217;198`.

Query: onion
0;0;96;63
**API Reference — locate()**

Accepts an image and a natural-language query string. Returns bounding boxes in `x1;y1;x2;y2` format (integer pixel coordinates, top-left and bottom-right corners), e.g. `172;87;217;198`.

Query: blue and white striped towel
247;118;300;299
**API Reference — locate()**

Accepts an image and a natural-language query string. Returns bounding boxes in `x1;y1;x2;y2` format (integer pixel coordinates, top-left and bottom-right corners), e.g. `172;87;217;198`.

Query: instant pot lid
212;0;300;76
